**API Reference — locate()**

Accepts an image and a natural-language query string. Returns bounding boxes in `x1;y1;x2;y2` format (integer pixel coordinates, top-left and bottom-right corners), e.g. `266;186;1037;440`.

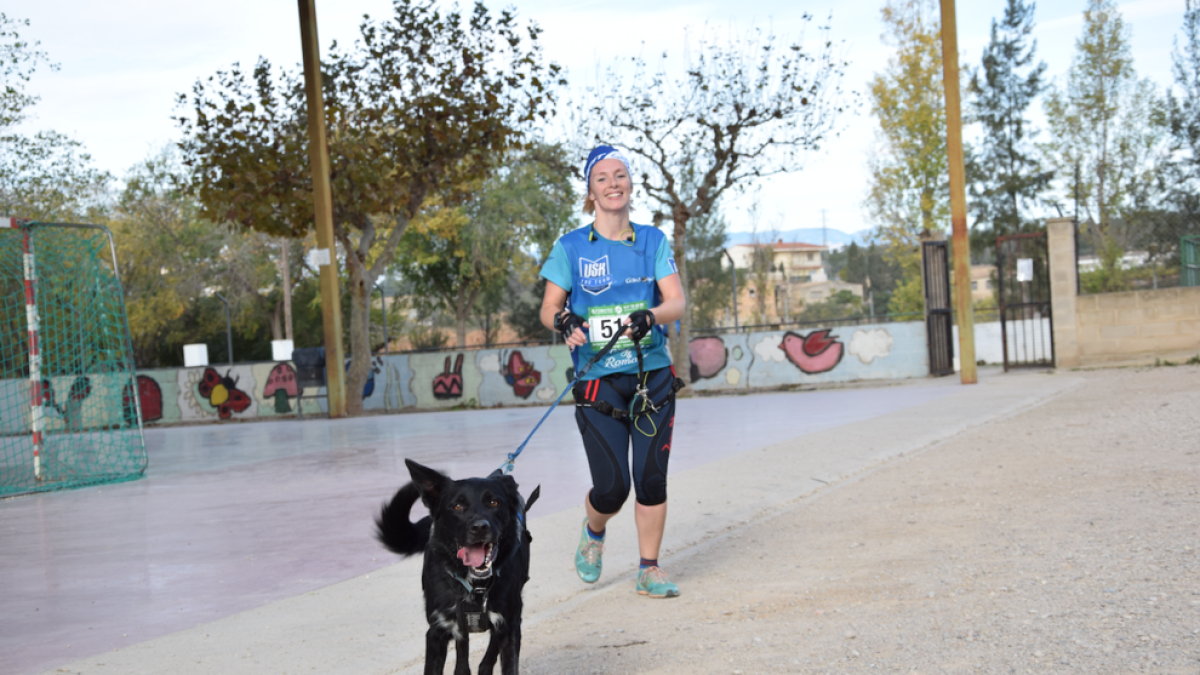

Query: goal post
1;218;147;496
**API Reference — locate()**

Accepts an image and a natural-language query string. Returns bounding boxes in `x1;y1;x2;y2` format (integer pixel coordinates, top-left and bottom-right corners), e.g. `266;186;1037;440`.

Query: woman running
539;145;685;598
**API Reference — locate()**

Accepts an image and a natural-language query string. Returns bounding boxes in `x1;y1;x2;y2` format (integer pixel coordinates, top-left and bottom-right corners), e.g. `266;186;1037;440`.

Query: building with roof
722;239;829;283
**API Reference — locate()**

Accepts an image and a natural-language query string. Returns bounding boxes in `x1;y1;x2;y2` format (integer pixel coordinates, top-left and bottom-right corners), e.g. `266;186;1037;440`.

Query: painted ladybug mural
198;368;252;419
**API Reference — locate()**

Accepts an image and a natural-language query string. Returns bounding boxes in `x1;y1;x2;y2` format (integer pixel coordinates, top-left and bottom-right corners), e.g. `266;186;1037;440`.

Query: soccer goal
0;218;147;496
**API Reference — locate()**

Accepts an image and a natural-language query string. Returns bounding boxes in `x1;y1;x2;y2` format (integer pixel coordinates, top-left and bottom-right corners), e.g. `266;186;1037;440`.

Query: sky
12;0;1188;237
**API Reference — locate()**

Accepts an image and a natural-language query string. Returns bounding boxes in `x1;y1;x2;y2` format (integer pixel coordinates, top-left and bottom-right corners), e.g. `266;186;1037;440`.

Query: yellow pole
939;0;977;385
297;0;347;416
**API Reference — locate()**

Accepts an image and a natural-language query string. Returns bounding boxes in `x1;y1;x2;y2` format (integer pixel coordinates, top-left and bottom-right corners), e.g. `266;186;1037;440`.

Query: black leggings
574;366;676;514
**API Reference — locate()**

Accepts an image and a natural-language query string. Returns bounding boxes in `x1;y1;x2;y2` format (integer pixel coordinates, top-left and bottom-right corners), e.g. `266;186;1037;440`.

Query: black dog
376;459;539;675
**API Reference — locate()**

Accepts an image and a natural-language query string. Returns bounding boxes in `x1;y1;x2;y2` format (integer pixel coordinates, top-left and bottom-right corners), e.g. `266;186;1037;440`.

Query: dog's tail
375;482;430;557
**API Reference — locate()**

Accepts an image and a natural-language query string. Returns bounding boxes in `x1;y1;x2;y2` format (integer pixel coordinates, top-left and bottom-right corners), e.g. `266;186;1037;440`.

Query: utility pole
939;0;977;385
297;0;347;416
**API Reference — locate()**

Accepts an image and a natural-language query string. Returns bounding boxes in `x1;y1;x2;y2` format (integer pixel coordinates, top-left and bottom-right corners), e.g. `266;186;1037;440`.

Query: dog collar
447;568;496;592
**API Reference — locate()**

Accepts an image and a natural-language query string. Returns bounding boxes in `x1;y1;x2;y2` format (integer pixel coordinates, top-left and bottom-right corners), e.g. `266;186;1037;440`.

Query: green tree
864;0;948;315
112;149;223;366
574;21;852;379
839;241;903;317
393;145;575;347
967;0;1053;262
113;147;310;367
505;275;552;342
798;289;864;322
1165;0;1200;217
1042;0;1167;257
177;0;560;414
0;14;109;222
684;207;733;329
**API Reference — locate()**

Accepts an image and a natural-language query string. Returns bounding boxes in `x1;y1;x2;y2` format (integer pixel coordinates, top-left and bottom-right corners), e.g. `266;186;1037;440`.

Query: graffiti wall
0;322;927;427
685;322;929;392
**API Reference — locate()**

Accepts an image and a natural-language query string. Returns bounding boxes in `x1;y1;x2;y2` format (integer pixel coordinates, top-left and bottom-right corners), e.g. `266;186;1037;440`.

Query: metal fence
1075;211;1200;295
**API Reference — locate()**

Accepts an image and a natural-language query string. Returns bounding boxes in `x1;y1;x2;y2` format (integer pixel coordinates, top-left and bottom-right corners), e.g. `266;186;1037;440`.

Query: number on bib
586;301;647;351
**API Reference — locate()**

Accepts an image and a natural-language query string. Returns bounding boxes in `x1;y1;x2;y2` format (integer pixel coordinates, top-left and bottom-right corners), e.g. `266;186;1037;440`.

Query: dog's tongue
457;544;487;568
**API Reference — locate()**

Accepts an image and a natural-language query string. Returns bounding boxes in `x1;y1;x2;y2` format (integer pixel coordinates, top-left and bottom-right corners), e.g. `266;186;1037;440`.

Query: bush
408;324;449;350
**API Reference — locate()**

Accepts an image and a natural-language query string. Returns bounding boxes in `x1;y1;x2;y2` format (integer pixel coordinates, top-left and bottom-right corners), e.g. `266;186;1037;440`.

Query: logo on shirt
603;350;638;370
668;257;678;274
579;255;612;295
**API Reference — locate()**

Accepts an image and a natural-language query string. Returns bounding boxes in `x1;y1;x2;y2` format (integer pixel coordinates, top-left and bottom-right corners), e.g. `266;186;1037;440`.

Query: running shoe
575;518;604;583
636;565;680;598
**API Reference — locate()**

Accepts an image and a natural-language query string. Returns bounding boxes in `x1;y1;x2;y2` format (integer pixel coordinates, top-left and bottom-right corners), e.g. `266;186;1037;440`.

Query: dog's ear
404;459;449;508
497;474;520;503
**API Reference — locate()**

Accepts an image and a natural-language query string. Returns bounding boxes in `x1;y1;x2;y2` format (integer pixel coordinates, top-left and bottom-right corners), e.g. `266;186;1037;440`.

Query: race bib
587;301;647;351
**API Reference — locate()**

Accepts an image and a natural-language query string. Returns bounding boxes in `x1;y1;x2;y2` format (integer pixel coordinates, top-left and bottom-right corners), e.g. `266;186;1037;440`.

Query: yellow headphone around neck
589;223;636;245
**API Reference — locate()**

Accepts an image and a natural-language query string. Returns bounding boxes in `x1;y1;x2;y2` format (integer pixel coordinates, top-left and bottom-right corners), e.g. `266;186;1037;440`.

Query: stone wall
1047;217;1200;366
1074;288;1200;363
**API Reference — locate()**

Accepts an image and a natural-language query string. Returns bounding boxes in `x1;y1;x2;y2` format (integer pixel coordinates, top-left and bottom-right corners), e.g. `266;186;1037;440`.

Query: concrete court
0;368;1081;675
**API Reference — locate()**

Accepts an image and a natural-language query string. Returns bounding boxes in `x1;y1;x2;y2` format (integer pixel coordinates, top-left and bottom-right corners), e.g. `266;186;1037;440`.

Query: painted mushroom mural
264;363;299;413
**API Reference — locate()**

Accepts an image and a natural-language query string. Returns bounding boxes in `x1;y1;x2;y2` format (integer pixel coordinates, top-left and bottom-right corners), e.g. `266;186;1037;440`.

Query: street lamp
213;292;233;364
374;282;389;355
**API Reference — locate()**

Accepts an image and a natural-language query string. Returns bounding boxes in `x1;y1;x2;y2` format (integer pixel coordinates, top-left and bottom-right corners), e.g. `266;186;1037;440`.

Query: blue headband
584;145;631;186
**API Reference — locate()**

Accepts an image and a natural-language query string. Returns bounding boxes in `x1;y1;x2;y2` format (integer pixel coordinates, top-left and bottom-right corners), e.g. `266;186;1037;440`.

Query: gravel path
517;366;1200;674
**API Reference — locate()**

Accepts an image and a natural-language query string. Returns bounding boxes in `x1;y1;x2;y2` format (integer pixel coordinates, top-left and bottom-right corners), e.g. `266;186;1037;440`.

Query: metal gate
1184;235;1199;287
922;240;954;376
997;231;1054;370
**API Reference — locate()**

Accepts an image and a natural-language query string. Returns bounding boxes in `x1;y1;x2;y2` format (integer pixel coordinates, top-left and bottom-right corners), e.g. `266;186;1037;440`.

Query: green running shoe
574;519;604;583
636;565;680;598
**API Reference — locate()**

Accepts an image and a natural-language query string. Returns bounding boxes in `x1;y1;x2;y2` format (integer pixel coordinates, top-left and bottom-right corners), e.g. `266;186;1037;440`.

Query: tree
838;241;903;316
684;206;733;329
177;0;561;414
798;289;864;322
113;147;312;367
0;14;109;222
966;0;1053;262
574;21;852;379
747;236;777;325
864;0;948;315
505;275;552;342
1042;0;1167;256
393;145;575;347
112;149;222;365
1165;0;1200;217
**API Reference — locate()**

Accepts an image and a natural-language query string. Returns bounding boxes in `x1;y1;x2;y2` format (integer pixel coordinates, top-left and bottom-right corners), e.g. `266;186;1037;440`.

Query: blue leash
499;325;631;475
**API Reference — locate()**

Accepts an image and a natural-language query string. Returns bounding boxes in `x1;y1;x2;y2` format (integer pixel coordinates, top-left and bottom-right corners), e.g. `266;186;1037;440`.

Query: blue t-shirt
540;223;678;379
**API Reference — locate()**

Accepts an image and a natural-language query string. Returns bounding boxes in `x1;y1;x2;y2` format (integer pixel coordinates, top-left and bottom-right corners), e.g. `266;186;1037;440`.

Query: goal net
0;219;147;496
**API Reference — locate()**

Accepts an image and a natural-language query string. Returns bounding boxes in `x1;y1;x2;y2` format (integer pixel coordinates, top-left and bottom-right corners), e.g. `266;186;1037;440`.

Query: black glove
553;309;587;342
626;309;656;343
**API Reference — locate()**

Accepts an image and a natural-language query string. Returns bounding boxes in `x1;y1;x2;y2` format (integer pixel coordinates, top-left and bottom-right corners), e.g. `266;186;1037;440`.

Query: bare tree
573;19;854;378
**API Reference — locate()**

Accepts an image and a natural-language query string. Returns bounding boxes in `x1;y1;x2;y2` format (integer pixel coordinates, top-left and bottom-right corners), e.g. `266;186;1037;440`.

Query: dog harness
444;486;539;634
449;574;491;634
